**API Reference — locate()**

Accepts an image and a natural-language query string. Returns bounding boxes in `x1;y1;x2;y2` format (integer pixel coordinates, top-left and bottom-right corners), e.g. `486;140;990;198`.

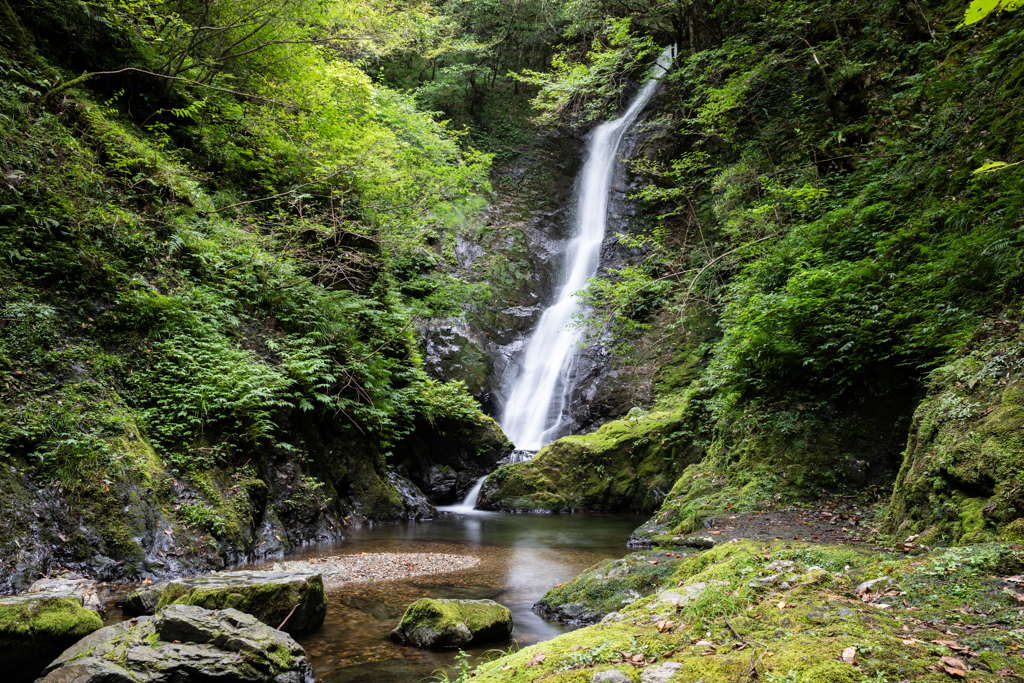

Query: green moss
454;541;1024;683
0;598;102;647
1002;518;1024;542
481;406;700;513
400;598;511;634
885;321;1024;544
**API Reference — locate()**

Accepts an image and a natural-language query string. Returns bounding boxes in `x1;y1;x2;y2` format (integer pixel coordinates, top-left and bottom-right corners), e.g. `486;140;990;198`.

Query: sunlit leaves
958;0;1024;27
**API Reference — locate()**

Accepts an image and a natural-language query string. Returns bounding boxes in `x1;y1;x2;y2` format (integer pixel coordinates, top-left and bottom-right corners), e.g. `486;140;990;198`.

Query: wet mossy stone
155;570;327;634
390;598;513;648
0;591;103;683
116;581;165;617
38;604;312;683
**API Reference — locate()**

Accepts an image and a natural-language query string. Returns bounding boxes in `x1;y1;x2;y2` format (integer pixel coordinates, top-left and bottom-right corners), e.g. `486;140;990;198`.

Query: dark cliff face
420;86;671;442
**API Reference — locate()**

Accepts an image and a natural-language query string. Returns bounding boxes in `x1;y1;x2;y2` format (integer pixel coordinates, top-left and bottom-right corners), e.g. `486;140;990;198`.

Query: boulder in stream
0;591;103;683
37;604;312;683
154;570;327;634
390;598;512;648
116;581;166;617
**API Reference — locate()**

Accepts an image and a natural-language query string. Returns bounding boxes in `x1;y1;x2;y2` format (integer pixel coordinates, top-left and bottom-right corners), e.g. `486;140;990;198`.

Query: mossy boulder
533;551;688;625
885;320;1024;544
155;570;327;634
37;604;312;683
477;409;700;513
390;598;513;648
0;591;103;683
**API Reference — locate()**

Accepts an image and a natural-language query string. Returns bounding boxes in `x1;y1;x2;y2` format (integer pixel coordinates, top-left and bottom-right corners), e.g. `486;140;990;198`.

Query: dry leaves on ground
842;647;856;665
526;652;546;668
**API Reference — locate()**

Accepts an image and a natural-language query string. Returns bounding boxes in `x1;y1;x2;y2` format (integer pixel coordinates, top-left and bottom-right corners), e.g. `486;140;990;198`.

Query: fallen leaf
526;652;546;667
778;601;787;609
646;560;660;565
570;645;583;652
163;529;173;537
941;656;967;671
932;640;968;652
942;665;967;678
695;640;714;647
842;647;856;665
655;619;674;633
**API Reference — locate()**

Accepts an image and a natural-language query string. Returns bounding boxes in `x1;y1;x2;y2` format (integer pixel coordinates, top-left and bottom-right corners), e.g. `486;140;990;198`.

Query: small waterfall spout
499;46;675;451
437;476;488;514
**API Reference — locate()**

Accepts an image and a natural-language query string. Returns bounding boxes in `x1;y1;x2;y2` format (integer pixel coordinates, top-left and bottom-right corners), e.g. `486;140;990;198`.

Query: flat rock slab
116;581;166;617
391;598;513;648
25;578;101;611
38;604;312;683
0;591;103;683
155;570;327;634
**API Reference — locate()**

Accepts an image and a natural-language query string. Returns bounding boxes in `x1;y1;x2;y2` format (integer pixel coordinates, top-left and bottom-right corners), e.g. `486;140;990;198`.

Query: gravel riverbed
271;553;479;584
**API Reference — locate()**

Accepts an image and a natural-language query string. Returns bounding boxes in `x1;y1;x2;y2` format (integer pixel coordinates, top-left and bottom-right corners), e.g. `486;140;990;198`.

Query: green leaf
958;0;1024;27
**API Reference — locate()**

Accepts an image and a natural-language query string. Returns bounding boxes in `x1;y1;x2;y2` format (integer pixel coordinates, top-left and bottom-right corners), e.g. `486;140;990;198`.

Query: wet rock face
0;591;103;683
25;578;101;611
153;570;327;635
397;415;512;506
38;604;313;683
390;598;513;649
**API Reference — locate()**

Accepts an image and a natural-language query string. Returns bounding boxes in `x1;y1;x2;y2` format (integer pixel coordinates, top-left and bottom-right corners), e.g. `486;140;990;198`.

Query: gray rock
116;582;166;617
766;560;796;571
600;611;624;623
26;579;101;611
640;661;684;683
678;536;716;550
38;604;313;683
854;576;893;595
592;670;630;683
657;581;726;608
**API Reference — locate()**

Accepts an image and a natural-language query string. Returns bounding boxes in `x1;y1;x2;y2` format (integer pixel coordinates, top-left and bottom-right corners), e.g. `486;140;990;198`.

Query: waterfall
499;46;675;452
437;476;488;514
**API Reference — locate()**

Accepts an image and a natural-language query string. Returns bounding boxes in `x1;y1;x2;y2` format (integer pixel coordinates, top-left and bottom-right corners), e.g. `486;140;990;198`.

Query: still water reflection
282;511;644;683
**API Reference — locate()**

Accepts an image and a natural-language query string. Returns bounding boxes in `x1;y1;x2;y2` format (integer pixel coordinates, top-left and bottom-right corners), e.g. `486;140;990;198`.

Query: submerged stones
37;604;312;683
390;598;513;648
0;591;104;683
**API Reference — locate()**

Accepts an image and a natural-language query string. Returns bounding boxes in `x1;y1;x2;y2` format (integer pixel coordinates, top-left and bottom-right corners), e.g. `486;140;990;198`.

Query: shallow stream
101;511;643;682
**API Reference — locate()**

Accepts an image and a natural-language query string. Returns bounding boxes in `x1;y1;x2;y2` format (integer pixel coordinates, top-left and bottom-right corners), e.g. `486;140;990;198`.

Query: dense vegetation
1;0;1024;589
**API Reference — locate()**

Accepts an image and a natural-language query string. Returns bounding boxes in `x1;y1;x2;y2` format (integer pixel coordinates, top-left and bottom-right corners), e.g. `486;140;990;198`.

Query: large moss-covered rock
38;604;312;683
533;551;687;625
885;320;1024;544
477;408;700;513
0;591;103;683
155;570;327;634
390;598;513;648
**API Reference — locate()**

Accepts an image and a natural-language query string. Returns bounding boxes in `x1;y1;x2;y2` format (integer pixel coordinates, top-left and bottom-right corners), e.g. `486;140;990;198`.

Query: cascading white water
436;476;488;514
499;46;676;451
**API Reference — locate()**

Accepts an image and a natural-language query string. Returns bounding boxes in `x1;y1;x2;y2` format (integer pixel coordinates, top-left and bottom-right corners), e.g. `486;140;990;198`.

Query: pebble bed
270;553;479;584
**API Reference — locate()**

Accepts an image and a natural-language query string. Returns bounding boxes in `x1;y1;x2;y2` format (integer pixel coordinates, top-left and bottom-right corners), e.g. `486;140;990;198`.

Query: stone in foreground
155;570;326;634
390;598;512;648
0;590;104;683
38;604;312;683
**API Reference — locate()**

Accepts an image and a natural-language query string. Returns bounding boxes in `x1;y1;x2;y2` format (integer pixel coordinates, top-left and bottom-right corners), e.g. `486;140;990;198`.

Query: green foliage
959;0;1024;26
512;18;658;124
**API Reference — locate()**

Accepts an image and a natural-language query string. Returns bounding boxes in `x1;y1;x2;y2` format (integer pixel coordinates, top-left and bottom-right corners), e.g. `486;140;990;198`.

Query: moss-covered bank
459;540;1024;683
886;318;1024;545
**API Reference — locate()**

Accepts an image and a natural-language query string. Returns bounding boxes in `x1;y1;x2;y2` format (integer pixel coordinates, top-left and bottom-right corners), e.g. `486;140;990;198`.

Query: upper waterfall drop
498;46;676;452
